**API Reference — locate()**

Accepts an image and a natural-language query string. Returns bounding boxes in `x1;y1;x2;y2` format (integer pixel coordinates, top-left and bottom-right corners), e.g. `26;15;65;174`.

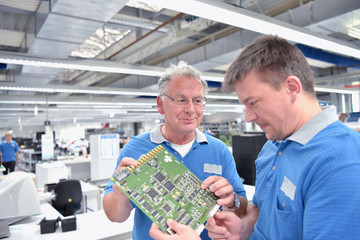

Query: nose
244;108;257;123
183;100;197;113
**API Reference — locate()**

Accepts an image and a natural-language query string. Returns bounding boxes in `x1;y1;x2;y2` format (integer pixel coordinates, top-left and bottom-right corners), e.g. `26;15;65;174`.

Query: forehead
235;72;264;100
169;75;201;84
167;76;203;92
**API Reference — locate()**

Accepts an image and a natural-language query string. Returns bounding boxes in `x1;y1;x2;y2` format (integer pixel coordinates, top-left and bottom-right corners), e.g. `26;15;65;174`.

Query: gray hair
158;61;208;95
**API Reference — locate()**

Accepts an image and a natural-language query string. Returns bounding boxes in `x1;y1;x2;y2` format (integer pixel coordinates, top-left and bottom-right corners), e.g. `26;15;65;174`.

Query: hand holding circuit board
111;145;220;235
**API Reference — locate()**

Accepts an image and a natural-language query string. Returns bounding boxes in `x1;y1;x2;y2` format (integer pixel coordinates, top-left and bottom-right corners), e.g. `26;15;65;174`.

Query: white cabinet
18;149;42;172
35;162;68;188
89;134;119;181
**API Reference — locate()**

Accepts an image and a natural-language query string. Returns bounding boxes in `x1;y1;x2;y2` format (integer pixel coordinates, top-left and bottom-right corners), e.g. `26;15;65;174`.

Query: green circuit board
111;145;220;235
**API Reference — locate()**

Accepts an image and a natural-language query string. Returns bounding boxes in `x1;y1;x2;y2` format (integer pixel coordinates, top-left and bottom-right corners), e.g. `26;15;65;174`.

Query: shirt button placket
272;151;283;170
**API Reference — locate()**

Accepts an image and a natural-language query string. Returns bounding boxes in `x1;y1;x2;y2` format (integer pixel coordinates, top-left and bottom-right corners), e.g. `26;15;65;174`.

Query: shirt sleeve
14;142;19;152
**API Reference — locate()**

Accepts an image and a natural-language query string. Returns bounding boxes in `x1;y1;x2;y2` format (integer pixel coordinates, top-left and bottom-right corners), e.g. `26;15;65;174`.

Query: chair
51;179;82;216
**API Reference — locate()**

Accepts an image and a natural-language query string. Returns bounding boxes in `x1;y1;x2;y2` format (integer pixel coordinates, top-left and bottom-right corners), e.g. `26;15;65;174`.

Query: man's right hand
112;157;139;197
206;205;259;240
103;157;139;222
206;211;244;240
116;157;139;172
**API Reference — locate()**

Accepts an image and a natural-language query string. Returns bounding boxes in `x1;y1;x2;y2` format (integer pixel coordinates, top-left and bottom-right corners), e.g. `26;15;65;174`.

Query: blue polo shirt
0;140;19;162
251;106;360;239
105;124;246;240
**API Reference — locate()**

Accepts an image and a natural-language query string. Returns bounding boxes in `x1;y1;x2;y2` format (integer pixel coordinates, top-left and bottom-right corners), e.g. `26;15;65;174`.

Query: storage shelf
18;149;42;172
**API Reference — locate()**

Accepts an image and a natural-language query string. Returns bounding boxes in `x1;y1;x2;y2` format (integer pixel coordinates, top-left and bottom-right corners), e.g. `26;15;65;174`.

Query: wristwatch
229;192;240;209
234;192;240;208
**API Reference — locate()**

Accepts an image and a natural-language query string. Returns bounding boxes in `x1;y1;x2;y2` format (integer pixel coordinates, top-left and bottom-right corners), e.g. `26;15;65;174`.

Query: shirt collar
150;124;208;144
288;105;339;145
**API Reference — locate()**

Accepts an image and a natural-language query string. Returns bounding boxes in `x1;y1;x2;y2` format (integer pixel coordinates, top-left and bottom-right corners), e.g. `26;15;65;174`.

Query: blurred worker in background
0;132;19;175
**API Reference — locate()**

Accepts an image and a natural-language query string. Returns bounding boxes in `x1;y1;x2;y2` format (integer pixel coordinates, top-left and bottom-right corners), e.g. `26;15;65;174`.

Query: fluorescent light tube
139;0;360;59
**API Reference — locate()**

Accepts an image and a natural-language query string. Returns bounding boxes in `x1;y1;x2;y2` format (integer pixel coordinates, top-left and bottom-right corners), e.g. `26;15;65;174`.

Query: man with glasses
103;61;247;240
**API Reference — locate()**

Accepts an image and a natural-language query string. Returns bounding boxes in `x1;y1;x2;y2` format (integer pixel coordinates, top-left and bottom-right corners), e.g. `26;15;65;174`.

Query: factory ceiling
0;0;359;130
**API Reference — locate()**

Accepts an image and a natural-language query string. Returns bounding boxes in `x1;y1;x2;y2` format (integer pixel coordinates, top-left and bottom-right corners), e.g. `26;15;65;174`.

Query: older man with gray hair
103;61;247;240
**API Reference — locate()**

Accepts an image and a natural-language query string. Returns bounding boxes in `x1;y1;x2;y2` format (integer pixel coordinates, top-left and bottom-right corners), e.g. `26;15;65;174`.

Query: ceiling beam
138;0;360;59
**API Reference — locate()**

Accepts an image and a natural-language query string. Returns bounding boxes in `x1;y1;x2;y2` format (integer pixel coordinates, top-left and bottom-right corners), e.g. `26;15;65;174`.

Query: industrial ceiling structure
0;0;359;131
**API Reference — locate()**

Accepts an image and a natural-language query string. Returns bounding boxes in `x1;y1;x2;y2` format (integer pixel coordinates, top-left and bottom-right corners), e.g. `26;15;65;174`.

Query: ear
157;96;165;114
284;76;301;101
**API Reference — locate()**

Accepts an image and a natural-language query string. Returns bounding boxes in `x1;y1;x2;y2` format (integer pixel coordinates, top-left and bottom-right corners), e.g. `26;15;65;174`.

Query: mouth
258;123;266;131
182;118;195;123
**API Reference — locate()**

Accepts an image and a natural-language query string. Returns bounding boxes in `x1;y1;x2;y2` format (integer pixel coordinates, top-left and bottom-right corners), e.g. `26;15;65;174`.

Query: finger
166;219;185;233
149;222;169;240
213;211;232;222
201;175;221;189
150;222;160;232
206;218;230;239
203;177;233;194
208;231;230;239
206;217;226;233
216;191;234;207
115;157;138;173
202;178;234;202
213;184;233;198
215;211;242;231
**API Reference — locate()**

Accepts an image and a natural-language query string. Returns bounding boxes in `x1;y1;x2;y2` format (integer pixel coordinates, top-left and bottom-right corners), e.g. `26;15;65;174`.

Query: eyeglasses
162;93;207;107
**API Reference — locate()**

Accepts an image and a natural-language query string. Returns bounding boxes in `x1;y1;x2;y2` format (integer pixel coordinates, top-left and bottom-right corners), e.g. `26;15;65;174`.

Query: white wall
0;125;45;140
55;122;102;143
141;120;160;134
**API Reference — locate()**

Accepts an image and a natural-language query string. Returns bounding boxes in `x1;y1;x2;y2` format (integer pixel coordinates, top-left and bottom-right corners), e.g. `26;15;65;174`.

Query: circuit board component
111;145;220;235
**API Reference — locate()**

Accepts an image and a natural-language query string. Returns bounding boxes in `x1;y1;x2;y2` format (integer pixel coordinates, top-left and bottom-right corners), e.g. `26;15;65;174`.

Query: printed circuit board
111;145;219;235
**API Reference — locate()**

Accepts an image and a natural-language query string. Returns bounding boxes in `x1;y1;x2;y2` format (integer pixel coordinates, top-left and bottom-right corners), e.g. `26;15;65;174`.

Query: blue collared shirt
105;125;246;240
251;106;360;239
0;140;19;162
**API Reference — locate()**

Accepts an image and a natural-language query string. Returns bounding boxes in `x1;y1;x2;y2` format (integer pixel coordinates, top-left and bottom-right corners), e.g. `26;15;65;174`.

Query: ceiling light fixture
314;86;358;94
138;0;360;59
348;26;360;40
0;83;159;97
0;51;225;82
0;81;355;96
0;52;164;75
0;99;157;106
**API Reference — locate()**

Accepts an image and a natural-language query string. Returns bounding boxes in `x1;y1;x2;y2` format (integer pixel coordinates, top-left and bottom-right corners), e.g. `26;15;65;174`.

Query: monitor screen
0;172;41;224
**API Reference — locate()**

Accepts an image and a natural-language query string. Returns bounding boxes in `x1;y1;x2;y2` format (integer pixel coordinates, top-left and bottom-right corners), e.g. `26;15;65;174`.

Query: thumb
214;210;234;223
214;211;227;220
149;222;166;240
167;219;184;233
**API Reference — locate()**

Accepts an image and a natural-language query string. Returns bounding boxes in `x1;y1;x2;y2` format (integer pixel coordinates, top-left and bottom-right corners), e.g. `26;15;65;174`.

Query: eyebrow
242;97;252;104
174;93;203;98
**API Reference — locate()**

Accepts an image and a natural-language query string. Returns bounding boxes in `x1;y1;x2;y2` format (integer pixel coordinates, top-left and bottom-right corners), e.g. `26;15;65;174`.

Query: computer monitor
0;172;41;224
